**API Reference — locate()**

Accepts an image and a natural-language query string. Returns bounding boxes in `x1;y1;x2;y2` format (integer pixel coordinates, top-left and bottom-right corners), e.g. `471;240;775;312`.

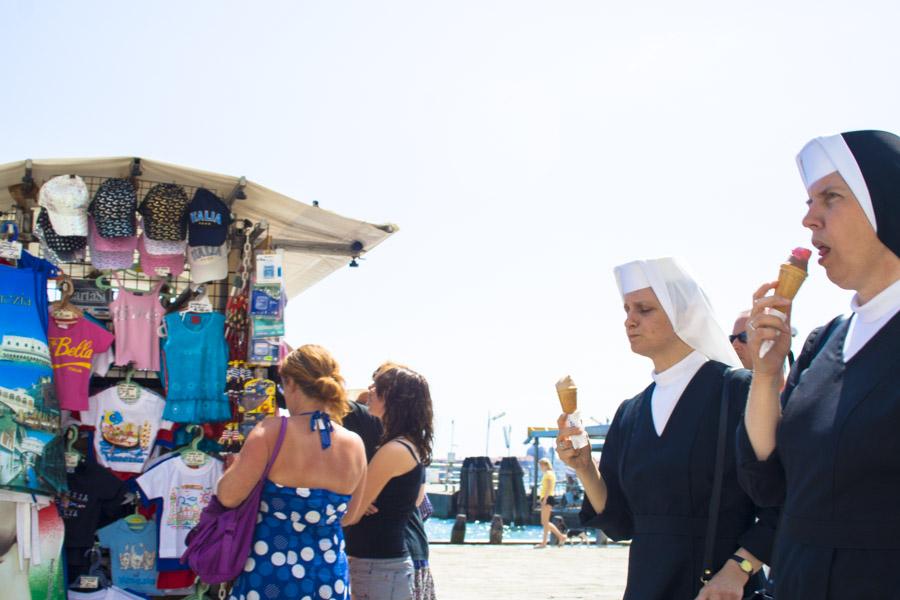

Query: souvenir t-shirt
186;188;232;246
80;386;171;474
60;461;129;548
97;519;162;595
136;457;222;558
48;317;114;411
67;586;147;600
0;265;63;496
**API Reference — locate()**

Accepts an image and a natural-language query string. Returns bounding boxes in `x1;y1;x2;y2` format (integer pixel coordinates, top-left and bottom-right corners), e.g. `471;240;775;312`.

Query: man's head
730;311;752;369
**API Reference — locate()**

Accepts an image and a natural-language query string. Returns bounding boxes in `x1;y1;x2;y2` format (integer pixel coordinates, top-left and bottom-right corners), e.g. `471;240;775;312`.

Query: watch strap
729;554;753;578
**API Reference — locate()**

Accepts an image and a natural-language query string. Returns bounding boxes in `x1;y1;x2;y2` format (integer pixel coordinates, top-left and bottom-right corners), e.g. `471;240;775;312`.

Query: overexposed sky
3;0;899;457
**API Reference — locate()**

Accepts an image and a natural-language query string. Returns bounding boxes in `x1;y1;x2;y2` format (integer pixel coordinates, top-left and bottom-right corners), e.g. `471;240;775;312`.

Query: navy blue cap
186;188;232;247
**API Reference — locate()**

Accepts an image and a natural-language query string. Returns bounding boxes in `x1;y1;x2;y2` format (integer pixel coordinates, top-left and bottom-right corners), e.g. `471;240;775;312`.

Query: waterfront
425;517;602;543
429;543;628;599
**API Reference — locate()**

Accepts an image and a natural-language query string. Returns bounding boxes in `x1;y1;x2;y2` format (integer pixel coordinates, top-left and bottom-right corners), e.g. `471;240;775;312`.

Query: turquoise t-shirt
97;518;162;596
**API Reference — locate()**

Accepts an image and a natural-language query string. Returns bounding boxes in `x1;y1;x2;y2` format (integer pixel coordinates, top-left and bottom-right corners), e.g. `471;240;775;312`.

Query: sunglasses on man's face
729;332;748;344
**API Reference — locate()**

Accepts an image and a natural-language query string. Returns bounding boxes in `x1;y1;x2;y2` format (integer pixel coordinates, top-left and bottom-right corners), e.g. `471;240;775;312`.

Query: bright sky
3;1;899;458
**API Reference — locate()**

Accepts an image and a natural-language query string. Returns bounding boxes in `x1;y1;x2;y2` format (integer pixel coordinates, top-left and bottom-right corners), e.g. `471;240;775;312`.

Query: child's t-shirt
48;316;114;411
136;457;222;558
97;518;162;595
79;387;171;473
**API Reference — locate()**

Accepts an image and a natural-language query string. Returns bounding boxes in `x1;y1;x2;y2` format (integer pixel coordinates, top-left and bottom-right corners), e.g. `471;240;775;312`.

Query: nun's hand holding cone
556;414;593;473
748;281;793;377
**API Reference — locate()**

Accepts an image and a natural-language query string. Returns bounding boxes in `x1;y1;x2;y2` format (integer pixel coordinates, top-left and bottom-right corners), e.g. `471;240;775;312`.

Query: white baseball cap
38;175;89;236
188;243;229;284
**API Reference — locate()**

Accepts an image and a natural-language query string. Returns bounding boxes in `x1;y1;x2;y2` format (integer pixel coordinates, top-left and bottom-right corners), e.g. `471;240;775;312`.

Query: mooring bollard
489;514;503;544
450;514;467;544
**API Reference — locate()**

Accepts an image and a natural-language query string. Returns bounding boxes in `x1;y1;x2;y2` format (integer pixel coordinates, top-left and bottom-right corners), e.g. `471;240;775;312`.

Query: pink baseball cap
139;234;185;278
88;218;136;270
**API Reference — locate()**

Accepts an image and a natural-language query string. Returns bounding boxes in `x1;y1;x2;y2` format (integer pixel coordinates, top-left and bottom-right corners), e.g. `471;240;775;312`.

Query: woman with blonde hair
219;344;367;600
534;457;567;548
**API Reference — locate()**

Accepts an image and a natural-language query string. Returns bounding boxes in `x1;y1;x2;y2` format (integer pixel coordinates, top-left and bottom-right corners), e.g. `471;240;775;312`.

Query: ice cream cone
558;388;577;414
556;376;578;414
775;263;807;300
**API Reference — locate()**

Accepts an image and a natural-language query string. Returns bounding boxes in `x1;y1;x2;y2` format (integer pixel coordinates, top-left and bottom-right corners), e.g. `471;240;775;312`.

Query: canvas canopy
0;157;396;298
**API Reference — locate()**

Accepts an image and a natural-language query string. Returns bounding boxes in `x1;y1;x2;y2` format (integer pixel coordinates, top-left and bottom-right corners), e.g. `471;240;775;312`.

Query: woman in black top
739;130;900;598
344;367;434;600
557;258;776;599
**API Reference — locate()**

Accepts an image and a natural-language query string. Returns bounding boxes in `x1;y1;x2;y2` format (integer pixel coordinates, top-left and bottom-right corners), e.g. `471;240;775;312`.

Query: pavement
428;543;628;599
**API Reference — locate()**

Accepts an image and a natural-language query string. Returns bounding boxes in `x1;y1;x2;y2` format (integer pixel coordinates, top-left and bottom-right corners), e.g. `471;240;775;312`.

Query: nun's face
802;171;883;291
622;287;678;357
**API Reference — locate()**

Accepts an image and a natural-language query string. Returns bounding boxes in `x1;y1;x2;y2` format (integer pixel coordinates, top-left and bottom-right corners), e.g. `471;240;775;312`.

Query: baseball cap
88;218;135;271
186;188;232;247
34;207;86;264
143;236;187;256
139;183;189;241
38;175;89;236
139;234;185;278
188;243;229;284
89;178;137;238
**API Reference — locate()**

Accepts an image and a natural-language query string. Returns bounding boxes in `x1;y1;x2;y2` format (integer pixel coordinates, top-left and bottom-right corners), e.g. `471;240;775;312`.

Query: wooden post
450;514;467;544
489;515;503;544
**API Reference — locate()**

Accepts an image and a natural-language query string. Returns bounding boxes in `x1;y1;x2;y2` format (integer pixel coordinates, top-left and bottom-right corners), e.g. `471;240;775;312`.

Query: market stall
0;157;396;599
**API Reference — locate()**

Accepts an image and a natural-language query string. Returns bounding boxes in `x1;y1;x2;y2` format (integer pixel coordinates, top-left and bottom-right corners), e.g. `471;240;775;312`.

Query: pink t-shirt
110;278;165;371
48;316;115;411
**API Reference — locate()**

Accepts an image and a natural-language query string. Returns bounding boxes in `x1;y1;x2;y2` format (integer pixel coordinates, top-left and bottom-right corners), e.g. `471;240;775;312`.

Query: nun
557;258;776;600
739;130;900;598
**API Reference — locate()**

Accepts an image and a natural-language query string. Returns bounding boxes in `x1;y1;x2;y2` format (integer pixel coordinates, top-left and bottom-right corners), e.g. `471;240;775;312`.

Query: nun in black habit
739;130;900;599
557;258;776;600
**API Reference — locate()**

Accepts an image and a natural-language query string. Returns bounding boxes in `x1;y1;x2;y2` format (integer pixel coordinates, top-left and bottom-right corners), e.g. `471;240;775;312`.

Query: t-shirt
80;386;170;474
67;586;147;600
0;264;60;496
97;519;162;595
60;461;129;548
48;317;114;411
540;470;556;500
136;457;222;558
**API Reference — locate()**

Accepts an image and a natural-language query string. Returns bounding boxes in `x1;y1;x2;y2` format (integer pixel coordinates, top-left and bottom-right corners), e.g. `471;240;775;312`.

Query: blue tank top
161;311;230;422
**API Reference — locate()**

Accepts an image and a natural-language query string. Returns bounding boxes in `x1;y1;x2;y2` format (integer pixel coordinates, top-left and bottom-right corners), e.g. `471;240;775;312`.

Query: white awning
0;156;397;298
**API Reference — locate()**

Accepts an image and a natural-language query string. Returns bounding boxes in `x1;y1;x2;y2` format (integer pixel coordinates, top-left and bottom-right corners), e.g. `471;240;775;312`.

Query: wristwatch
729;554;754;579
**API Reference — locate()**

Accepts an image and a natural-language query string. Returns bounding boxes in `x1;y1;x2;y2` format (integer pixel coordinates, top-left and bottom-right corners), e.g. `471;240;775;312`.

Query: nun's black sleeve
736;421;786;508
735;324;832;509
580;400;634;541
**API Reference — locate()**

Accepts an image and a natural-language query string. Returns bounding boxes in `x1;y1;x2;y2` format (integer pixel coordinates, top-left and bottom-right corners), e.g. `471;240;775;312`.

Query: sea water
425;518;598;542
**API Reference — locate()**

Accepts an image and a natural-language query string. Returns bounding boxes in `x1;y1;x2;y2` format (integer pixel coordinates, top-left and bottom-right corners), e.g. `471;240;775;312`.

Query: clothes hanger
123;497;148;531
180;287;213;317
167;283;208;315
181;578;211;600
96;270;157;294
68;543;111;591
116;364;142;401
63;425;82;473
178;425;210;468
49;274;83;322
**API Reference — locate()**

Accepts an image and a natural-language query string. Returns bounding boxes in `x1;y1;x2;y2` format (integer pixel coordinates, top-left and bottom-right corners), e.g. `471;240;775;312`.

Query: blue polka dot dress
228;481;351;600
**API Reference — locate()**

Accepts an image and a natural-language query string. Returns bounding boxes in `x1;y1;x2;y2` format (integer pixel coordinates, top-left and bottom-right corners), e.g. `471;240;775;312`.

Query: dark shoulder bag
701;368;774;600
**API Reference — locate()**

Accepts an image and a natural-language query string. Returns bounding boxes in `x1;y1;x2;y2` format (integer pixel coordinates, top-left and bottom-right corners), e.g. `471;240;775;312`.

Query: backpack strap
782;314;846;404
262;417;288;480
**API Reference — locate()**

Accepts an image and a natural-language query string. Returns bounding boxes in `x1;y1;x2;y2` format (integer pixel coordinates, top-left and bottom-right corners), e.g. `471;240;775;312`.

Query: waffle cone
557;387;577;414
775;263;807;300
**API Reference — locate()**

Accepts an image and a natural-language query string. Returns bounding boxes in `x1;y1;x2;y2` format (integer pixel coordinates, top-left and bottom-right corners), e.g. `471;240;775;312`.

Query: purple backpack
181;417;287;584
